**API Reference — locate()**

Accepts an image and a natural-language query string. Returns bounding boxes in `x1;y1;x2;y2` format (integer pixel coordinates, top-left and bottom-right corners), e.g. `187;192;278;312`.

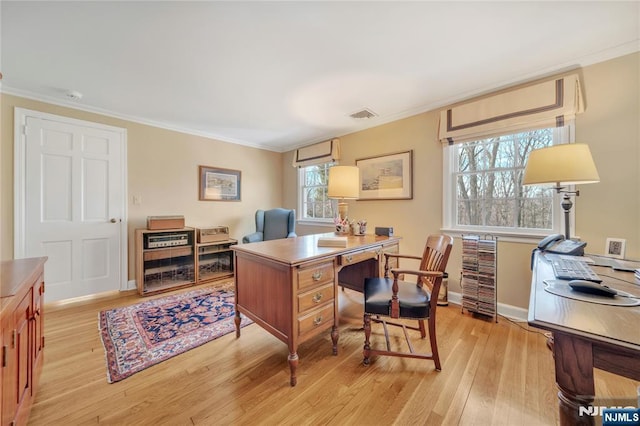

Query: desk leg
331;325;338;355
553;332;595;426
288;350;298;387
234;311;241;338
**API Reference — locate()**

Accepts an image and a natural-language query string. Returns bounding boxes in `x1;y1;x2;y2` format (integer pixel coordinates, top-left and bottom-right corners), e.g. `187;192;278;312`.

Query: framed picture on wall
198;165;241;201
356;150;413;200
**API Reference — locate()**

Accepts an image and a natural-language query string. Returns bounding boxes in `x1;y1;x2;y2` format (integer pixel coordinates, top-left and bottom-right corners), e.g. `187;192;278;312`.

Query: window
443;125;572;235
298;163;336;222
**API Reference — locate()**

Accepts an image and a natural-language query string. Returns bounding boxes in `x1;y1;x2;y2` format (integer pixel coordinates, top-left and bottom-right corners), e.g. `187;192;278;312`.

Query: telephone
537;233;586;256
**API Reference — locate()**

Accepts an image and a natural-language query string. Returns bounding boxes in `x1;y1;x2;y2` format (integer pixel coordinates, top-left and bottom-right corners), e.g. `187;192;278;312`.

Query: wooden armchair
363;234;453;369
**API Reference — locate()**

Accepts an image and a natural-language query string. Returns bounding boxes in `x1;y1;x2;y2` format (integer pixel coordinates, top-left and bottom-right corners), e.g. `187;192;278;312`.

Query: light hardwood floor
29;282;639;425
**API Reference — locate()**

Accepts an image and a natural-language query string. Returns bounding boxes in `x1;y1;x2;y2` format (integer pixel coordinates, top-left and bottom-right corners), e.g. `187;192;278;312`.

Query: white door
15;109;127;302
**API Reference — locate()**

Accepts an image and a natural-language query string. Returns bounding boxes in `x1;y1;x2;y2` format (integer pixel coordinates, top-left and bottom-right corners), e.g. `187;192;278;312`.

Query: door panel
83;158;108;220
42;154;72;221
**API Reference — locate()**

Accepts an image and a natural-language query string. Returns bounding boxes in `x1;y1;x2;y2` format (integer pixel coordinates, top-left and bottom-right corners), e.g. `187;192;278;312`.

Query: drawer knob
312;271;323;281
312;292;323;303
345;255;353;263
313;315;323;326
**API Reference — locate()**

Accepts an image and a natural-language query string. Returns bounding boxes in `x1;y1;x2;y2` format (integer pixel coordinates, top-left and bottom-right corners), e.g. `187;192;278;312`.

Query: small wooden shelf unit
135;227;236;296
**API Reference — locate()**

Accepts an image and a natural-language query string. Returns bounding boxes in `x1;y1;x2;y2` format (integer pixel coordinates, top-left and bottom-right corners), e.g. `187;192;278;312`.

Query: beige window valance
292;138;341;167
439;73;584;144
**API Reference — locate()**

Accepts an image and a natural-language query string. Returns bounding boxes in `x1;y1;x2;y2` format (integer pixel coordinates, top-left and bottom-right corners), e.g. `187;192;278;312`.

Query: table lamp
328;166;360;221
522;143;600;240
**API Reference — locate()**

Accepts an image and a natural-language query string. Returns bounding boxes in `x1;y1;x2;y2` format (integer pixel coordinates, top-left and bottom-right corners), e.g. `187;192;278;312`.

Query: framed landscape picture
198;166;241;201
356;150;413;200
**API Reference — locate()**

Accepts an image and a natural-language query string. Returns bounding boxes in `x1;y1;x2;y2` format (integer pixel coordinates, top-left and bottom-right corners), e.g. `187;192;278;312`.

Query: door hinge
42;336;45;348
2;346;6;367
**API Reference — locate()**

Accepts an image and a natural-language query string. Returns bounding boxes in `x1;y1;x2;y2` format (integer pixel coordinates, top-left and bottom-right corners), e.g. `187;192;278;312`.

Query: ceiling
2;1;638;153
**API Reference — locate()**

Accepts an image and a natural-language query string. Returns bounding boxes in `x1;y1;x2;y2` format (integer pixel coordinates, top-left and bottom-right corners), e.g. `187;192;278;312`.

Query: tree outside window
452;128;557;232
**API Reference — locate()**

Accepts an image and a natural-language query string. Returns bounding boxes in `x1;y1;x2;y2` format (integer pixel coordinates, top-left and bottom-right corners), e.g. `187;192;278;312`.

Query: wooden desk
232;233;400;386
528;251;640;425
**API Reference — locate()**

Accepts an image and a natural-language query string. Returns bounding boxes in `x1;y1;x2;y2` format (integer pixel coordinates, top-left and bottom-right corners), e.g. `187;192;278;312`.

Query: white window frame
442;122;575;241
297;163;338;227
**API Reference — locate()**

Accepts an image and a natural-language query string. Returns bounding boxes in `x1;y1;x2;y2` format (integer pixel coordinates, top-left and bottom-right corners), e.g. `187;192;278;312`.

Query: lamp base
561;193;573;240
337;202;349;221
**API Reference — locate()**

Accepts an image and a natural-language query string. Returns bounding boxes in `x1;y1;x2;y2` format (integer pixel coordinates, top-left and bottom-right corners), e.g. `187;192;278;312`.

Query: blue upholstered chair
242;208;297;243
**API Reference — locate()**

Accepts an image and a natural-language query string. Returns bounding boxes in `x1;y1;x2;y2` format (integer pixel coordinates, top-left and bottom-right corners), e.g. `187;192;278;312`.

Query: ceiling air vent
349;108;377;120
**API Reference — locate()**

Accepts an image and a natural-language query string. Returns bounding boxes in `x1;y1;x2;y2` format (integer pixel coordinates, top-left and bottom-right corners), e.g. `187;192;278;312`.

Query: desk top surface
232;233;401;266
528;251;640;350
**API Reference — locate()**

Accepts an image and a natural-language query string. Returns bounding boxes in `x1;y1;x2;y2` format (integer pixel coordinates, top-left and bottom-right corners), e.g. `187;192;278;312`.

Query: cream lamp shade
522;143;600;186
522;143;599;240
328;166;360;220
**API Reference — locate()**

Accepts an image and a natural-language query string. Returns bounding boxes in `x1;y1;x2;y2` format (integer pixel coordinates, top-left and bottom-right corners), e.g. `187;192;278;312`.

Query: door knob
110;218;117;223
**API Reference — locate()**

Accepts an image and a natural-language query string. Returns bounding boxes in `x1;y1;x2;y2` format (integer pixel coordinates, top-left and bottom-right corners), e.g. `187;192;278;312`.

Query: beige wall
576;53;639;256
1;95;283;280
2;52;637;309
285;52;639;310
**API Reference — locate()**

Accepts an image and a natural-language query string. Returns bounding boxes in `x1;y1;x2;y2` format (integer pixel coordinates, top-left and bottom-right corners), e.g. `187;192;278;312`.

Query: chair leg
363;313;372;365
428;316;441;371
418;319;426;338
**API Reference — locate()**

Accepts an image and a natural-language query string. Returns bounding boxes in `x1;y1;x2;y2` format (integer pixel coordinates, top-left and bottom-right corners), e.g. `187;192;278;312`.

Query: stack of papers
317;237;348;247
635;269;640;280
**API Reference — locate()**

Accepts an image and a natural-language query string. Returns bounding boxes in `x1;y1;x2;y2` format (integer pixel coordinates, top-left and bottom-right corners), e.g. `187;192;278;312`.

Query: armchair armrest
384;253;422;261
389;269;443;279
388;268;444;318
383;252;422;277
242;232;264;243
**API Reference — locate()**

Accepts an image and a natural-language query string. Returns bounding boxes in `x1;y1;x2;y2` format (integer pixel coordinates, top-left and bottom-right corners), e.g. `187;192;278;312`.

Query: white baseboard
447;291;528;322
124;279;137;291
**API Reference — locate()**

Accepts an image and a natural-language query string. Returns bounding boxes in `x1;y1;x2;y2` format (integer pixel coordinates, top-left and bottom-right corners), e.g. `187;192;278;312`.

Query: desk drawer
298;283;334;313
339;248;379;266
298;304;334;336
297;261;334;291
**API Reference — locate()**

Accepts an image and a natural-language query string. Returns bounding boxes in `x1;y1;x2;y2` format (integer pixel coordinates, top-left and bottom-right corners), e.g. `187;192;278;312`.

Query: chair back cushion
263;208;294;241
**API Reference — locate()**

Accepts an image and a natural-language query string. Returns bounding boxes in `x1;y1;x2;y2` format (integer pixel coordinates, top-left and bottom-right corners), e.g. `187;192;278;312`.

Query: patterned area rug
99;285;251;383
